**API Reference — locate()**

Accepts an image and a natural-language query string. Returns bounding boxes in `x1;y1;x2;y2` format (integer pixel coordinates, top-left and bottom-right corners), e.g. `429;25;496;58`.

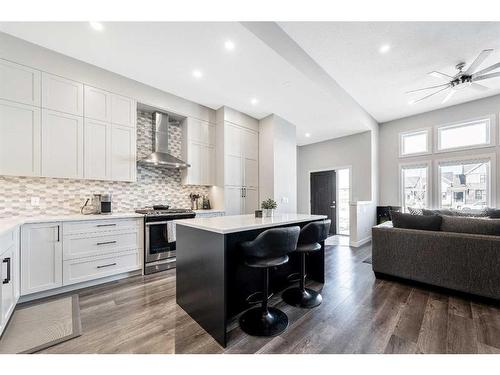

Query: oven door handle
145;221;173;226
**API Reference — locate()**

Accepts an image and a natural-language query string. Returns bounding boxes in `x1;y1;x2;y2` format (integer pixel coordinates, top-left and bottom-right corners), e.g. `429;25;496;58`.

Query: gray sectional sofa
372;212;500;300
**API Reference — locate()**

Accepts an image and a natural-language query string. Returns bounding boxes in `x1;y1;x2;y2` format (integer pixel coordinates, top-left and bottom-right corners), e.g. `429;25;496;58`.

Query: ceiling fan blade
405;83;450;94
429;71;453;81
473;72;500;81
442;89;456;104
464;49;494;75
472;62;500;78
410;86;450;105
470;83;489;92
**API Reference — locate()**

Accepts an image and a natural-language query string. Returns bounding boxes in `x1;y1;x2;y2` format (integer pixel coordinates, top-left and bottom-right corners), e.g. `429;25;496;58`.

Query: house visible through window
437;118;492;152
400;130;429;156
401;164;428;212
439;159;490;210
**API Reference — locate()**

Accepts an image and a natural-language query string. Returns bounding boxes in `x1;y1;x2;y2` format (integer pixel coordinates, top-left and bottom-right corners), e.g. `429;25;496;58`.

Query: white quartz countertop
0;212;143;237
174;213;327;234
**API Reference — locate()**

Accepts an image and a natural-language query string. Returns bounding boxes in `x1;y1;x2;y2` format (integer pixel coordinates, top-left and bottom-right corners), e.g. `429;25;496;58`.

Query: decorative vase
263;209;274;218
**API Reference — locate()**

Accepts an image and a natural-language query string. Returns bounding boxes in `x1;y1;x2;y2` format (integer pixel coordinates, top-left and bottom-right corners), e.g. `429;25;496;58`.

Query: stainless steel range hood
139;112;190;169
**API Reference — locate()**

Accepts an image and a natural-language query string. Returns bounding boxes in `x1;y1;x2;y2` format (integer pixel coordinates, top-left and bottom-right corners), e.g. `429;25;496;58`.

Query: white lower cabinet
0;226;20;337
20;218;142;298
224;187;259;215
244;187;259;214
21;222;63;296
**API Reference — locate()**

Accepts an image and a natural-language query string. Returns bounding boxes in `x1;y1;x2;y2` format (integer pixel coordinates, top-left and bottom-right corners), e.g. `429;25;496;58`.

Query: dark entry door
310;170;336;235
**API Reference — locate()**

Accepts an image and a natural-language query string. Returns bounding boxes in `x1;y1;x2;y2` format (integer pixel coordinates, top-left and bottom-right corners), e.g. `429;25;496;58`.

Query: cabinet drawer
63;231;139;260
63;219;139;236
63;251;139;286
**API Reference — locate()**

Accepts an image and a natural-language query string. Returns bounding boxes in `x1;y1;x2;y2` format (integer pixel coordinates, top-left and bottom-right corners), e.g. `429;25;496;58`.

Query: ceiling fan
407;49;500;104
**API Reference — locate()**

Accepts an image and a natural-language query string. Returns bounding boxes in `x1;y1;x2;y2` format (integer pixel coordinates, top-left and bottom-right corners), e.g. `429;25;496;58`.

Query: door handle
57;225;60;242
2;257;11;284
330;205;336;208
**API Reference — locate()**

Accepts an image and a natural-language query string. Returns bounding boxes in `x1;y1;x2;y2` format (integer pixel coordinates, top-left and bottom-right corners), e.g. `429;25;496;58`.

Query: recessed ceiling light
192;70;203;79
224;40;235;51
89;22;104;31
250;98;259;105
379;44;391;54
305;133;311;138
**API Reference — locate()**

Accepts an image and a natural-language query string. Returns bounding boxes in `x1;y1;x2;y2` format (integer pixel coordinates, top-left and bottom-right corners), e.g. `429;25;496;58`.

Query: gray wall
297;131;373;214
379;94;500;207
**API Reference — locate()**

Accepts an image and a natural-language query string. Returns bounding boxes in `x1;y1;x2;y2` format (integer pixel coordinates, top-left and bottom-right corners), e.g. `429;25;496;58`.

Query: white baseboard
349;236;372;247
18;269;142;303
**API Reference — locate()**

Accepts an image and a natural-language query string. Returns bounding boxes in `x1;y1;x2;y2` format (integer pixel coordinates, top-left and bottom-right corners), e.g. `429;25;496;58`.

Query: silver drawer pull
96;224;117;227
97;263;117;269
96;241;117;246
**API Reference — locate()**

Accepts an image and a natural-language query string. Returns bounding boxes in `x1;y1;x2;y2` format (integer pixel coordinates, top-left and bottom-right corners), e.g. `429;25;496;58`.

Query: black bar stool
282;219;331;308
239;226;300;337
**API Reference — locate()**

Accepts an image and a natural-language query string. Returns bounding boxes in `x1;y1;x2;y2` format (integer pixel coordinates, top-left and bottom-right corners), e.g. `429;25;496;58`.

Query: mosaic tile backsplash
0;111;210;217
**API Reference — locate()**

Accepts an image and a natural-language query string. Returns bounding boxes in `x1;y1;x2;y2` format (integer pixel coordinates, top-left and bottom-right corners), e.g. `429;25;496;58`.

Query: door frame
308;165;352;235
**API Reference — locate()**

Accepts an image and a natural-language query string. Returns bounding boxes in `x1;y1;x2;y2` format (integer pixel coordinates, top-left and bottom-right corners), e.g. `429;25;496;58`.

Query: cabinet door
225;123;242;157
186;142;202;185
84;85;111;122
244;158;259;188
204;145;216;185
244;188;259;214
84;119;110;180
224;186;243;216
0;59;41;106
42;72;84;116
241;128;258;161
1;244;16;328
21;223;63;295
111;124;136;182
0;99;41;177
225;155;243;186
111;94;136;127
41;109;84;179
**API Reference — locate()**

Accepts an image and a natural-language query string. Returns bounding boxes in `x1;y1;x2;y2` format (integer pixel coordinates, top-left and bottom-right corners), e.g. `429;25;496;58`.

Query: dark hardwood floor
39;238;500;354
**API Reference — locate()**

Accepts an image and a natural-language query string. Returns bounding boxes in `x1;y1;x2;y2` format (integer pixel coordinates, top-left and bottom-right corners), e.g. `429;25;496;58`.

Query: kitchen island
175;213;327;347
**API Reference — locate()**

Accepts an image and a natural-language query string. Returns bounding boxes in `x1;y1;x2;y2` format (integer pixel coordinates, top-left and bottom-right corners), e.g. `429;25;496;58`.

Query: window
438;158;491;210
400;129;430;156
437;117;493;152
401;164;428;212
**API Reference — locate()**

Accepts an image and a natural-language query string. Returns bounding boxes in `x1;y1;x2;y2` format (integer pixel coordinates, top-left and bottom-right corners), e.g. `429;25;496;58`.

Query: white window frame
434;115;496;153
399;160;432;212
399;128;432;158
434;153;496;209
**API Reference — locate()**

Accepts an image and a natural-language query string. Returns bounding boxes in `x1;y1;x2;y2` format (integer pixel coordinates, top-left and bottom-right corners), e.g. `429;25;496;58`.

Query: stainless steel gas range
135;205;195;274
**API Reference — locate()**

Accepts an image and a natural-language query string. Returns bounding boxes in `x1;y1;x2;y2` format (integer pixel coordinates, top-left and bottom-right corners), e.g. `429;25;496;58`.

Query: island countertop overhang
174;213;327;234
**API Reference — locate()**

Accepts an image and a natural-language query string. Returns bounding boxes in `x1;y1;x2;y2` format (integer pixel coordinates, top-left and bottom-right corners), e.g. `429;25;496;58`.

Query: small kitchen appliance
100;193;112;214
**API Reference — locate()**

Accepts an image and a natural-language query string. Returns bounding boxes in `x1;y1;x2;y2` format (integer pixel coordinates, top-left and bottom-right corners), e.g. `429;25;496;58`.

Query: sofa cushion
390;211;442;231
487;208;500;219
422;208;488;217
440;215;500;236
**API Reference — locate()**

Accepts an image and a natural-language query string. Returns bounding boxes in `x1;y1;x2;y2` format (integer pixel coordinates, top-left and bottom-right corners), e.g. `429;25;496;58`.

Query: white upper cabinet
111;94;136;127
241;129;258;161
111;124;136;182
84;119;110;180
0;59;41;106
0;99;41;177
84;85;112;122
182;117;216;186
42;73;83;116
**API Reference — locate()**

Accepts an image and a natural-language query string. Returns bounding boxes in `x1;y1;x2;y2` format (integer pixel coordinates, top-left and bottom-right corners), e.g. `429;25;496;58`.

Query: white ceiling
1;22;500;144
0;22;373;145
279;22;500;123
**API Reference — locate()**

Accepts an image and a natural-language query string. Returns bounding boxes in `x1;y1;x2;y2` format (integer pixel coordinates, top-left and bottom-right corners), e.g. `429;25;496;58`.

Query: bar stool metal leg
282;253;323;308
239;267;289;337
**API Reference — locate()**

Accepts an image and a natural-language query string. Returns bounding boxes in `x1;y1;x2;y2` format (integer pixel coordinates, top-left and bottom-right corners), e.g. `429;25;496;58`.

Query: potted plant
261;198;277;217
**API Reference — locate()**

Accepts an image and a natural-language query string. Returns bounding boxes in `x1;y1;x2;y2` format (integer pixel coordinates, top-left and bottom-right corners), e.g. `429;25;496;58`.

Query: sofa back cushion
390;211;442;231
440;215;500;236
487;208;500;219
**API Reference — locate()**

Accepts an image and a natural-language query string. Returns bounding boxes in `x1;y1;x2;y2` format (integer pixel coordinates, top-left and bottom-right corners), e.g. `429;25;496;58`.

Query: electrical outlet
30;196;40;207
281;197;289;204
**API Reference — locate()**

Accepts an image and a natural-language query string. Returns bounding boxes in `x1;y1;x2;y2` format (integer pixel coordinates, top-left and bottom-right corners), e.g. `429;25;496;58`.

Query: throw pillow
440;216;500;236
390;211;442;231
422;208;455;216
407;207;423;215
